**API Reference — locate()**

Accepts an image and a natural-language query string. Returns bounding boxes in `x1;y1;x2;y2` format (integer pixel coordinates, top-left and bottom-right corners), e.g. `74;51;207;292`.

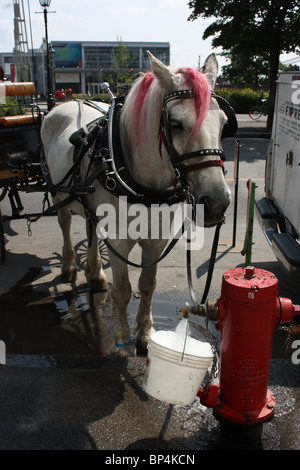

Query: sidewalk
235;114;271;138
1;116;299;451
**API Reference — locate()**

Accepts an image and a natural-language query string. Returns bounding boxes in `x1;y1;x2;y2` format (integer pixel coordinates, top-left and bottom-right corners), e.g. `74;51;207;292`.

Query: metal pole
27;0;37;87
232;139;240;247
43;7;54;111
245;180;256;267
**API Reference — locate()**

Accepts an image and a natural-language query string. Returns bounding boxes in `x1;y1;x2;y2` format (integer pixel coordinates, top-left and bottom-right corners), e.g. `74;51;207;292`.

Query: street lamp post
39;0;55;111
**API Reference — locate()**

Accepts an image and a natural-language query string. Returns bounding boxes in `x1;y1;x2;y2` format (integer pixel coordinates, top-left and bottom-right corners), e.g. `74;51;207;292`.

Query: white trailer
255;71;300;277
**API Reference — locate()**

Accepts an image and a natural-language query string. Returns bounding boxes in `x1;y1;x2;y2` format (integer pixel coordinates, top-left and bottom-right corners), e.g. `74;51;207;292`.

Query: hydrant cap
245;266;256;278
221;267;278;303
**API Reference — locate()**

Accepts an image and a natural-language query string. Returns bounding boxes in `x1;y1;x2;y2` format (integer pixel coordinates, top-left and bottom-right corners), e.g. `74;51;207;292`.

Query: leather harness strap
181;159;225;174
174;148;225;163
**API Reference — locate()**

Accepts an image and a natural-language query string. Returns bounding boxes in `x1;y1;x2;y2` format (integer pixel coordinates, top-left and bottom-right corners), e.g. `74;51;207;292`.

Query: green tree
188;0;300;128
221;53;270;88
105;37;133;91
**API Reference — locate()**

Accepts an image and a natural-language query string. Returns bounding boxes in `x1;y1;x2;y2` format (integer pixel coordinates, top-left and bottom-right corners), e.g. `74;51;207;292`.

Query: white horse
41;52;232;356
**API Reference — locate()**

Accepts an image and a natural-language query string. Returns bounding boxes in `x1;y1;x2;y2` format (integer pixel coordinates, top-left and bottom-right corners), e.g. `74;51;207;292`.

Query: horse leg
57;206;78;282
85;220;108;291
109;243;135;357
134;240;167;354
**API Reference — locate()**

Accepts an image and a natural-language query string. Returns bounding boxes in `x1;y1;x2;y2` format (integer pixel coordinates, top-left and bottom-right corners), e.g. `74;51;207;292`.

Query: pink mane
133;72;155;142
182;67;211;146
128;67;211;150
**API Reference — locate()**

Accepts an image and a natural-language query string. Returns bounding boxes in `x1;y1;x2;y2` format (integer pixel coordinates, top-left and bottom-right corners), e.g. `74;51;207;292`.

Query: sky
1;0;297;72
0;0;228;71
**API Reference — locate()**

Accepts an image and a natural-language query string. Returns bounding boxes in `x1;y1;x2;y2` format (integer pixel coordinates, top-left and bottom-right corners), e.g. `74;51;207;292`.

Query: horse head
122;52;233;228
152;52;232;227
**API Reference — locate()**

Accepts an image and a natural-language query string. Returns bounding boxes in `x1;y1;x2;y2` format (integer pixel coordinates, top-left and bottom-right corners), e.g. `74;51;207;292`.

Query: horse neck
120;83;174;189
125;134;174;189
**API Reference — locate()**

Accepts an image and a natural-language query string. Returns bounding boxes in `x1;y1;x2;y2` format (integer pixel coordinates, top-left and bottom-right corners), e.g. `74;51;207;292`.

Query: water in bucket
143;318;214;405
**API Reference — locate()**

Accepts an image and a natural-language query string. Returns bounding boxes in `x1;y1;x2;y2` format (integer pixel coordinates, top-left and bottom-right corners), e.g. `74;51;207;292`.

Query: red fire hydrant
197;266;300;437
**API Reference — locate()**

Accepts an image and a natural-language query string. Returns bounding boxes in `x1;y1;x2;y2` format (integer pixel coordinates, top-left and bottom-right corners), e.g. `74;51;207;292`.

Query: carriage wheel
0;205;5;264
74;238;110;271
0;187;7;202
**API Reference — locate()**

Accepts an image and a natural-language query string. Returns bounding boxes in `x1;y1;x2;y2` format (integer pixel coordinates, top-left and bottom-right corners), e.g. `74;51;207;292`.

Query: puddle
0;266;192;367
1;265;300;449
0;264;297;370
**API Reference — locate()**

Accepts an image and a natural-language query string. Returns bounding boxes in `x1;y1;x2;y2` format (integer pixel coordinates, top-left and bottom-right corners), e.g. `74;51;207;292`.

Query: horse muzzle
197;192;231;228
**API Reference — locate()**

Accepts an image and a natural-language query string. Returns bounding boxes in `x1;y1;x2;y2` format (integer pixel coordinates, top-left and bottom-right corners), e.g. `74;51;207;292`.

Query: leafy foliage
188;0;300;126
105;37;134;90
0;97;25;116
72;94;111;103
215;87;269;113
188;0;300;56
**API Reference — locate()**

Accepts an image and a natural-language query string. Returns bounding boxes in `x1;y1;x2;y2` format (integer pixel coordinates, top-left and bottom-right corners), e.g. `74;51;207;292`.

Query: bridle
157;88;232;306
159;89;226;196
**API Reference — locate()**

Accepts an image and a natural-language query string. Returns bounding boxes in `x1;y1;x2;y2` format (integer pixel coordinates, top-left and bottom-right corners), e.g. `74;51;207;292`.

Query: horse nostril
197;195;212;212
196;195;213;224
197;194;230;220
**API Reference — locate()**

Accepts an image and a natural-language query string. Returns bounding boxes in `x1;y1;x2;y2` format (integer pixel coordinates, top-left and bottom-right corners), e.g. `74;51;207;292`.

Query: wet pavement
0;116;300;451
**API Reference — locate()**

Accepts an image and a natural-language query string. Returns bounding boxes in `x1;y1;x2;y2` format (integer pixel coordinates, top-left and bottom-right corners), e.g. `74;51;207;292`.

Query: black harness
96;96;185;206
40;90;237;303
42;89;237;210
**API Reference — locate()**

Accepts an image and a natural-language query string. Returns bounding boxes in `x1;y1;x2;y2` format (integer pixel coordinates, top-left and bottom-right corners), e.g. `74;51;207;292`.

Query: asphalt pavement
0;114;299;452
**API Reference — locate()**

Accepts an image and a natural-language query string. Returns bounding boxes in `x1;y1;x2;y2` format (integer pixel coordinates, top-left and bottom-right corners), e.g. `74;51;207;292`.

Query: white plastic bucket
143;328;214;405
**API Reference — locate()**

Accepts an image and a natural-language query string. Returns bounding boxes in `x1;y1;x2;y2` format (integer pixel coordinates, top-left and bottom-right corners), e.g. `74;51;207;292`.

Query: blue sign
53;43;82;68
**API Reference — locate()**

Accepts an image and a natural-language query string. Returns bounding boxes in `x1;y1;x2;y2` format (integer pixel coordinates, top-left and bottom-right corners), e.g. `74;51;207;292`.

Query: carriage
0;80;108;264
0;81;47;263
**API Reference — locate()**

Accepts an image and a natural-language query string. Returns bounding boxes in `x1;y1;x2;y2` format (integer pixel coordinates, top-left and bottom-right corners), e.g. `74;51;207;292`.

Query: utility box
255;72;300;277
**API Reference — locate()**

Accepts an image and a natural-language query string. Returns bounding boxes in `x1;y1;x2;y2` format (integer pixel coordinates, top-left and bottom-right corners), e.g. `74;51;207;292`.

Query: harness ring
105;176;117;190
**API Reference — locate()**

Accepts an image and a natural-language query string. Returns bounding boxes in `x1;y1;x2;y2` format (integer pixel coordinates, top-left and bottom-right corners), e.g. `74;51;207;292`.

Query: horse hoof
90;278;108;292
135;341;148;356
61;269;77;283
135;328;155;356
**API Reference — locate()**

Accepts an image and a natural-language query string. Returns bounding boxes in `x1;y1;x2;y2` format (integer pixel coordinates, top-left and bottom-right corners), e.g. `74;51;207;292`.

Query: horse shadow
0;355;154;450
0;247;154;449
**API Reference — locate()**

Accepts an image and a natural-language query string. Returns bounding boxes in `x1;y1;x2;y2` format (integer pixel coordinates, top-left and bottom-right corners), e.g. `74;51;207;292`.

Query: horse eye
170;119;183;130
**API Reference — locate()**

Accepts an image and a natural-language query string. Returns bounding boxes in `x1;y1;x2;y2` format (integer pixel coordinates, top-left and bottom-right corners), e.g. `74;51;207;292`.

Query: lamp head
39;0;51;8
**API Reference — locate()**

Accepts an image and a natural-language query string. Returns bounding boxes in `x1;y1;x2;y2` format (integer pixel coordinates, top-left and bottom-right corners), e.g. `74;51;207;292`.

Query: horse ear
147;50;176;90
201;54;218;90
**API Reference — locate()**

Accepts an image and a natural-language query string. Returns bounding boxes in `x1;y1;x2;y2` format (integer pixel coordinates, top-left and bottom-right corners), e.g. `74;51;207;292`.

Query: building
0;41;170;97
0;53;15;81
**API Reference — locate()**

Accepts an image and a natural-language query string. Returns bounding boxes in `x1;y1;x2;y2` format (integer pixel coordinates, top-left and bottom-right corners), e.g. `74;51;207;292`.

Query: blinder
212;93;238;140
